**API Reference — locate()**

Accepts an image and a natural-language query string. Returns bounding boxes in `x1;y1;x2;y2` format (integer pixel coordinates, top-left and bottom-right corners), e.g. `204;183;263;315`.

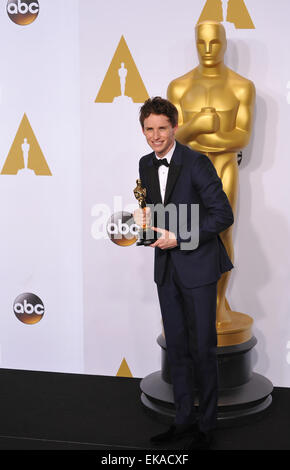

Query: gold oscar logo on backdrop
7;0;39;25
1;113;51;176
197;0;255;29
95;35;149;103
116;358;133;378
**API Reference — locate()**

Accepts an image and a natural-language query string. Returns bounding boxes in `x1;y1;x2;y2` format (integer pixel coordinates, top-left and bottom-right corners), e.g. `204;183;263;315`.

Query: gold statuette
133;179;157;246
167;21;256;346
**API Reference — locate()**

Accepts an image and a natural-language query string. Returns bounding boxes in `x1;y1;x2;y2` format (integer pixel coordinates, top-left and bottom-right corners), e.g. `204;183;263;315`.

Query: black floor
0;368;288;453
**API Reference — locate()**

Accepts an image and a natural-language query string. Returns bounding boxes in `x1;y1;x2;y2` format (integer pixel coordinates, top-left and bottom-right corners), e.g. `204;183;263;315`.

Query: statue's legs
208;152;238;326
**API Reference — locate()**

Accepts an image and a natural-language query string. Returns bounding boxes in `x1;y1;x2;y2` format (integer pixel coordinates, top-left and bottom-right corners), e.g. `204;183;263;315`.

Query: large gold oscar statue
167;21;256;346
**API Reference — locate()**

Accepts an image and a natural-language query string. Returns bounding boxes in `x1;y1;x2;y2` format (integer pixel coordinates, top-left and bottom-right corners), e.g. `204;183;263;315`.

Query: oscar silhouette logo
95;36;149;103
116;358;133;378
1;113;51;176
197;0;255;29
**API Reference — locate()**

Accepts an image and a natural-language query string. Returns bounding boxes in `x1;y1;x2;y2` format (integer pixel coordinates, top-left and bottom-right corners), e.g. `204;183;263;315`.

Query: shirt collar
155;140;176;164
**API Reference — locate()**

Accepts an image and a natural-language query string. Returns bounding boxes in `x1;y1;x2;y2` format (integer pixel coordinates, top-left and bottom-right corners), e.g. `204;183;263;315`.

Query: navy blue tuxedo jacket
138;141;234;288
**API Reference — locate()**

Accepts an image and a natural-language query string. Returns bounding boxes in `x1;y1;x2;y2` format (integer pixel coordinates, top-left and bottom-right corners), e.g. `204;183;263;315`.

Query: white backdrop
0;0;290;387
0;1;83;372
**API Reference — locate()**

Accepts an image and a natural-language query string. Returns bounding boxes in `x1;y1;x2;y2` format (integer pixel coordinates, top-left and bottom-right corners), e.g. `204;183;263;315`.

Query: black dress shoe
150;422;199;445
187;430;213;450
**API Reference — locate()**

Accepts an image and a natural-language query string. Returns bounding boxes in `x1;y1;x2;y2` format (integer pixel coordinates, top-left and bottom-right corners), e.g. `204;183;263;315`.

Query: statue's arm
167;78;220;146
167;79;185;128
167;77;200;142
195;80;256;153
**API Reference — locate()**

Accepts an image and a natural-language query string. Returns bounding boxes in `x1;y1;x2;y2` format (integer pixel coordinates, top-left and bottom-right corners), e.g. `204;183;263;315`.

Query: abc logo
13;293;44;324
107;211;138;247
7;0;39;25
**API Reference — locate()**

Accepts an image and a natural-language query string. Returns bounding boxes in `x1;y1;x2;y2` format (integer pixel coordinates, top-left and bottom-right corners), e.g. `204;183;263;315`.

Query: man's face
142;113;177;158
196;24;226;67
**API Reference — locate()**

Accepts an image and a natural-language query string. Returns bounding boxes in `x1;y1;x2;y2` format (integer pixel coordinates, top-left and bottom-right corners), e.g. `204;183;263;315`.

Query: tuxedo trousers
156;252;218;432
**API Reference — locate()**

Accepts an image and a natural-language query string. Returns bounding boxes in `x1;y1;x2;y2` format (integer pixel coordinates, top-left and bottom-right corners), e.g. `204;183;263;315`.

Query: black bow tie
153;157;169;168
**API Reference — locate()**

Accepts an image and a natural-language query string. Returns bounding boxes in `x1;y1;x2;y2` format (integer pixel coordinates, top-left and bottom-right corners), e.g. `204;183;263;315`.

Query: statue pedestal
217;311;254;346
140;334;273;425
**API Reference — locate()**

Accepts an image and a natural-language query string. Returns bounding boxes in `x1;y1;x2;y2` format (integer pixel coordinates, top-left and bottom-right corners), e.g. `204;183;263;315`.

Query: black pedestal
140;334;273;425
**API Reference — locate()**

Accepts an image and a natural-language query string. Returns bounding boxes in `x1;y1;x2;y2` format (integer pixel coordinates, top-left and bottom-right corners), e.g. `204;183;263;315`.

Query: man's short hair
139;96;178;129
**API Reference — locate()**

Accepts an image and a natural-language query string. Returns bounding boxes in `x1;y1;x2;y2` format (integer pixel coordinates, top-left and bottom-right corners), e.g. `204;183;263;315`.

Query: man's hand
133;207;151;227
150;227;178;249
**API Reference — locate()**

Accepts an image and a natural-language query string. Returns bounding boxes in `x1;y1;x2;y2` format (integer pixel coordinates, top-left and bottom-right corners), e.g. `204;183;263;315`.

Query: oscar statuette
133;179;157;246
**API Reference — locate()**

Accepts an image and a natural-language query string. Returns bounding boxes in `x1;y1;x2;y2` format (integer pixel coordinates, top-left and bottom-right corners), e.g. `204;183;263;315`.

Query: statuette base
217;311;253;347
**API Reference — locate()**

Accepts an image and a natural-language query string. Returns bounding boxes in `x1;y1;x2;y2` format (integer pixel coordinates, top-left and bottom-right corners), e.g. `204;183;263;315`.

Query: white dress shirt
154;141;176;203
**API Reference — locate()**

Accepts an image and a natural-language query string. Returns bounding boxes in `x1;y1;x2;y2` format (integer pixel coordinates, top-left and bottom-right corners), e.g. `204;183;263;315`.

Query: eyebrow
145;125;168;130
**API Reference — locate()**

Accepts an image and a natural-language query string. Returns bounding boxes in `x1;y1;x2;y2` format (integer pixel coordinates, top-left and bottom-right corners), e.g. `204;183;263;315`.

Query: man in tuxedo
134;97;234;449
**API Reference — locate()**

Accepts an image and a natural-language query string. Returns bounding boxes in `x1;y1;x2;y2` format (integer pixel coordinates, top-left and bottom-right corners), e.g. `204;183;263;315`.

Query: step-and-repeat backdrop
0;0;289;387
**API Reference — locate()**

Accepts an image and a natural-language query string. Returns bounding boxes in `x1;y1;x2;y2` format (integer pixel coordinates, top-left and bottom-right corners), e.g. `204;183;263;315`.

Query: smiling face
196;22;226;67
142;113;177;158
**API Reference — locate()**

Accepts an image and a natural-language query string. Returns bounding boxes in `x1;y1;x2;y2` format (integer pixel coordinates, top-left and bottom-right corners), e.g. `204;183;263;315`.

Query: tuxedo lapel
164;142;183;206
144;157;162;204
143;142;183;205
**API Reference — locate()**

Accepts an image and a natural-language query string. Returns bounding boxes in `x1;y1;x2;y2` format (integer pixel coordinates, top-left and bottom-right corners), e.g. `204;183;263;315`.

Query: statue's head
195;21;227;67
